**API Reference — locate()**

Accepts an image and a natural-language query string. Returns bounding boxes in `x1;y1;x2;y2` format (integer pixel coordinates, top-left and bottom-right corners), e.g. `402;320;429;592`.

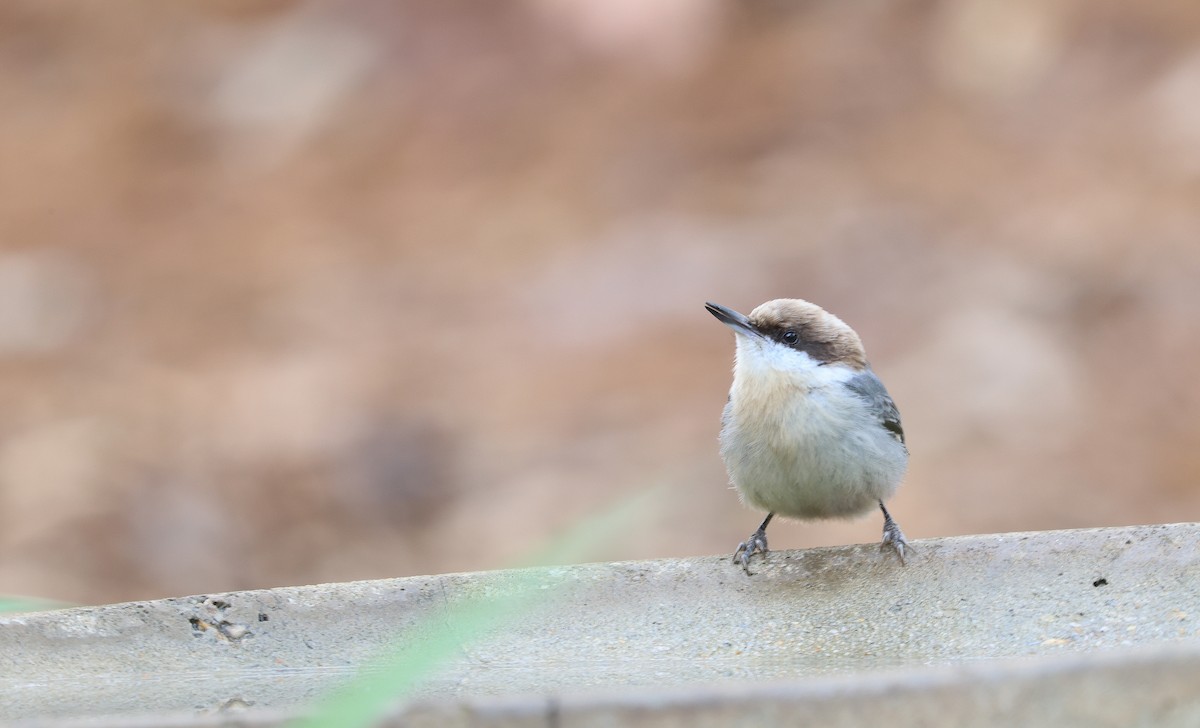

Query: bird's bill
705;301;759;338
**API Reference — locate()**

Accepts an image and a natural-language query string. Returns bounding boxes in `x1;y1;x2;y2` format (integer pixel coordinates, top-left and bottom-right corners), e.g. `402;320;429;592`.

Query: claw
881;526;910;563
879;501;913;564
732;528;769;574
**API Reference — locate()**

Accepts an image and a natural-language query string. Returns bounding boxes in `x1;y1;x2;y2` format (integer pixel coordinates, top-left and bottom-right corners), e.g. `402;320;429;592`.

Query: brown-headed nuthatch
706;299;911;574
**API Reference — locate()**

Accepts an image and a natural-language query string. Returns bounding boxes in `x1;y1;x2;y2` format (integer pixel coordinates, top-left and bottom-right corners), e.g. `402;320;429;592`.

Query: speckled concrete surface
4;523;1200;725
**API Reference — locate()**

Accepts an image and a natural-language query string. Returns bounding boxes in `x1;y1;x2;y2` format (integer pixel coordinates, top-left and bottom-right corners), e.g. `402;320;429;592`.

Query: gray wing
845;369;906;451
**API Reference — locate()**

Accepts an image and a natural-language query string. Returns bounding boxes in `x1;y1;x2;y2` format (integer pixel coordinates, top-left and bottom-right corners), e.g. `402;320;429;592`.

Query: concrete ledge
4;523;1200;725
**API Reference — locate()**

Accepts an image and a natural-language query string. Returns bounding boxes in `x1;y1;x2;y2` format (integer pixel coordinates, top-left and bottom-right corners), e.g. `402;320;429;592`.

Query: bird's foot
733;528;769;574
880;510;913;564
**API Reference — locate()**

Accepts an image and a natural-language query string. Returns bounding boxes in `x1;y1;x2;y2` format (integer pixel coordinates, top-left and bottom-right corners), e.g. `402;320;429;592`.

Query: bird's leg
733;512;774;574
879;500;912;563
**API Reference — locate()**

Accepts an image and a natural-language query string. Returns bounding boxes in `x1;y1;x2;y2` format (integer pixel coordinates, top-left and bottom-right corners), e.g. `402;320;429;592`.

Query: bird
705;299;911;574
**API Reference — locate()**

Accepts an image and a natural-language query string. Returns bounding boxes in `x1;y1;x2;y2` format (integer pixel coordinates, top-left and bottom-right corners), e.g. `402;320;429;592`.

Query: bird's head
705;299;868;378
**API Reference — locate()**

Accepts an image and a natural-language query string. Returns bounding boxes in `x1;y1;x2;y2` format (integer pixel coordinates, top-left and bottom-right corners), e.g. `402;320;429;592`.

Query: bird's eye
782;330;798;344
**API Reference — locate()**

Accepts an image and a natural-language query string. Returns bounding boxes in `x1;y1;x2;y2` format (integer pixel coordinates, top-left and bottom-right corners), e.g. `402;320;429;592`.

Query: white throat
732;334;857;390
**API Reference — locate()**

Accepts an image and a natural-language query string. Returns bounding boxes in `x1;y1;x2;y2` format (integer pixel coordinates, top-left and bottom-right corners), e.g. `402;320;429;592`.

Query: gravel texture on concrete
4;523;1200;725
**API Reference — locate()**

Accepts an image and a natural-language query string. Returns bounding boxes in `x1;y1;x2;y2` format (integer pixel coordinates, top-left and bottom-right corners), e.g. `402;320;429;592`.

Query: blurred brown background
1;0;1199;604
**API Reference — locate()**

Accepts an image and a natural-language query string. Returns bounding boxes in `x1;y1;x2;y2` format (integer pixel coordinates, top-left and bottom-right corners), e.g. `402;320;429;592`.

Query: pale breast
719;379;908;519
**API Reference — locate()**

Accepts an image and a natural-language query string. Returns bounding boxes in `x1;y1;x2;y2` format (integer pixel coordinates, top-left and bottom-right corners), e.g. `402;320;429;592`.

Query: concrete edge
6;523;1200;726
2;523;1176;621
16;641;1200;728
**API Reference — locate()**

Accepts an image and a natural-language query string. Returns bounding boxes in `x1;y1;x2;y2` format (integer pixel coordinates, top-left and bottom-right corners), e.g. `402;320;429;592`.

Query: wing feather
845;370;907;450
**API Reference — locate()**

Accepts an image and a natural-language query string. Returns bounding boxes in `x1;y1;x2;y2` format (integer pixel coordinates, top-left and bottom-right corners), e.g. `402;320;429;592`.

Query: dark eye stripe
770;327;838;365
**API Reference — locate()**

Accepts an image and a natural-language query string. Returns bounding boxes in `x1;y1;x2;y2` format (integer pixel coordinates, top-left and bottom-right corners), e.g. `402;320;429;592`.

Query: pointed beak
705;301;759;338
